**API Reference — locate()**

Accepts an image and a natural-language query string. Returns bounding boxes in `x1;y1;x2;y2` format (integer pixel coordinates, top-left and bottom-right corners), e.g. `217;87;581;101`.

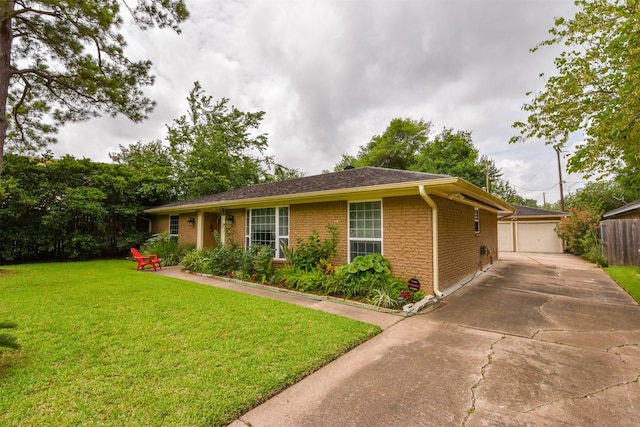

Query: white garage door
517;222;564;253
498;222;514;252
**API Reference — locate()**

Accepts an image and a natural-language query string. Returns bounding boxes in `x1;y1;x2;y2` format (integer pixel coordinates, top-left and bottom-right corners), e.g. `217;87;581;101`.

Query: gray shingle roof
509;205;568;217
153;167;451;210
603;199;640;218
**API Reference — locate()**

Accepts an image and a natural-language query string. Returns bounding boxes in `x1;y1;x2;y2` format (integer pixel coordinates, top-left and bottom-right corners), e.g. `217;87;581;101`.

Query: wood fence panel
602;219;640;267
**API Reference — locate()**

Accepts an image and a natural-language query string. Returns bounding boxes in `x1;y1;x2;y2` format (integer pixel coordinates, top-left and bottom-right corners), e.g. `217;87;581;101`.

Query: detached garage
498;205;568;253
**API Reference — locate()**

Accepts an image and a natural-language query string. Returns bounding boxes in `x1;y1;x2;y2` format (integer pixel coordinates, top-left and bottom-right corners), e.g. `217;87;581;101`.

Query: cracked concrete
225;252;639;426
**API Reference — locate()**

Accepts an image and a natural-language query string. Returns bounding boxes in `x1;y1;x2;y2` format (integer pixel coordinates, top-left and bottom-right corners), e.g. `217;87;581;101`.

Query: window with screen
169;215;179;239
245;207;289;259
348;201;382;261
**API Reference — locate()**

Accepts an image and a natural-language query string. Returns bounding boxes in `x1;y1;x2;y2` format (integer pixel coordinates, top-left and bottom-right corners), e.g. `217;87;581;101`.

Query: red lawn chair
130;247;162;271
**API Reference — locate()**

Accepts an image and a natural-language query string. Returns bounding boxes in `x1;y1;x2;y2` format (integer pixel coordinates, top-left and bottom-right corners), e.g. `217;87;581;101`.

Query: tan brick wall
225;209;246;248
290;201;348;265
150;215;169;234
435;195;498;290
178;213;197;247
382;195;433;289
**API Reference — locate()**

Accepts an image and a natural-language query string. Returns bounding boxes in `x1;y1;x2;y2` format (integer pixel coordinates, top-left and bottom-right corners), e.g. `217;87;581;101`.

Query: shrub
556;208;602;255
142;233;191;266
332;254;406;302
275;267;325;293
182;233;274;283
284;224;339;271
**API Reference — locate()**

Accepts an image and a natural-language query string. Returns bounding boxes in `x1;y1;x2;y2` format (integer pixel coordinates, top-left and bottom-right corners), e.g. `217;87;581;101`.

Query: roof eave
144;177;514;215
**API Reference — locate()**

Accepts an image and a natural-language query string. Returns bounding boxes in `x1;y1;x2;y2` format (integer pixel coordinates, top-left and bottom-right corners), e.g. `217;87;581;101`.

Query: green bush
275;266;325;293
182;234;274;283
283;224;339;271
142;233;191;266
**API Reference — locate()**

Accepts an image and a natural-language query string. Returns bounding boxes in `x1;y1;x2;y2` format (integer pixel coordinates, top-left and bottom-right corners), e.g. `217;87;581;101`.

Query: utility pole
555;146;565;211
485;162;490;193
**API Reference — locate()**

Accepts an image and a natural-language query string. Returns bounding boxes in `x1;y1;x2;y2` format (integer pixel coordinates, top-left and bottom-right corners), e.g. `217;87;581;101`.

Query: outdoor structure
145;167;513;296
602;199;640;266
498;205;568;253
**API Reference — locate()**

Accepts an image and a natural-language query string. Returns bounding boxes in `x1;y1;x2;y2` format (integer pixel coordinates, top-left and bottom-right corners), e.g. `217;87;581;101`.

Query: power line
512;182;559;192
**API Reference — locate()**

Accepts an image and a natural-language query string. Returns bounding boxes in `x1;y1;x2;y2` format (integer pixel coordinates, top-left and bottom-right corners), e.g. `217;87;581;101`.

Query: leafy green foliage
335;118;533;205
556;207;606;265
141;233;191;266
512;0;640;190
0;154;158;262
0;0;190;178
166;82;273;198
335;254;405;302
283;224;340;272
412;128;488;186
562;180;634;213
338;118;431;170
182;235;274;283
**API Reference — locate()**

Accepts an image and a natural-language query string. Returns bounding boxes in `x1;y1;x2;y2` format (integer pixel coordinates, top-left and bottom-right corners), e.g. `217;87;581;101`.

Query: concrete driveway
232;252;640;426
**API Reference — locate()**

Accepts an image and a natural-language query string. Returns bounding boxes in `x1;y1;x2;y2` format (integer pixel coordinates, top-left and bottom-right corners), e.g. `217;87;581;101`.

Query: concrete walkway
159;253;640;426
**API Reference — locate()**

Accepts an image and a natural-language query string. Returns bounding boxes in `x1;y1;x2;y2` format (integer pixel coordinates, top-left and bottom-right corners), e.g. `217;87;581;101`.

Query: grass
0;260;380;426
604;266;640;303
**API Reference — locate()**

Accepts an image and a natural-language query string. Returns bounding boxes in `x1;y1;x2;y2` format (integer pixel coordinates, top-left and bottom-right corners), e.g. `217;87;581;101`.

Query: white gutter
419;185;444;298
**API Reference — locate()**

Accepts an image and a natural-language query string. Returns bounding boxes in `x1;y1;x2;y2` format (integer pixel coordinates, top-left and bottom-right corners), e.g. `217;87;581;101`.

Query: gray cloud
53;0;581;205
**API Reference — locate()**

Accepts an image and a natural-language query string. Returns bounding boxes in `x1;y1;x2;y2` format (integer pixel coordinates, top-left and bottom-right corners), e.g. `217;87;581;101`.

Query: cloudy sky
54;0;584;205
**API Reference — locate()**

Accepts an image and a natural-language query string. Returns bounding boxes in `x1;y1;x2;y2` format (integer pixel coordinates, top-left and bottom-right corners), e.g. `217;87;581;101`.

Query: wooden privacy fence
601;219;640;267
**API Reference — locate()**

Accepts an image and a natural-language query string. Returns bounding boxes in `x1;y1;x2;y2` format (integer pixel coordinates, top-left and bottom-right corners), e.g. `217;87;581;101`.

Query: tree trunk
0;1;14;180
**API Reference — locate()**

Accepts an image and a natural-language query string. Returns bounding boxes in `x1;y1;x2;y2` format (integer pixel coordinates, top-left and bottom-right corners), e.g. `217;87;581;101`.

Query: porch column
196;210;204;249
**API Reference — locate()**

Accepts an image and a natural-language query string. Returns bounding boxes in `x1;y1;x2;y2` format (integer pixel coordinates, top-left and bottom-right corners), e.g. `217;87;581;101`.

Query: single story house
498;205;568;253
145;167;513;297
601;199;640;266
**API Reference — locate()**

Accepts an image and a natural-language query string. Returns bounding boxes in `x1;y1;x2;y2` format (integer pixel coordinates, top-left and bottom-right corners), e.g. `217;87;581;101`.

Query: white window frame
348;200;383;262
474;208;480;234
169;215;179;239
245;206;289;259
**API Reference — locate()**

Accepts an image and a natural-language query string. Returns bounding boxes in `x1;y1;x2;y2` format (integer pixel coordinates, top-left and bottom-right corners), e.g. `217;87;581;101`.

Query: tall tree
562;180;634;213
166;82;272;198
339;118;431;170
412;128;486;185
512;0;640;190
0;1;189;178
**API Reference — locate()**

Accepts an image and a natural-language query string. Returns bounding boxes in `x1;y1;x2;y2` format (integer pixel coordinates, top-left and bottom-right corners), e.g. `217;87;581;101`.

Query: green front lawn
605;266;640;302
0;260;380;426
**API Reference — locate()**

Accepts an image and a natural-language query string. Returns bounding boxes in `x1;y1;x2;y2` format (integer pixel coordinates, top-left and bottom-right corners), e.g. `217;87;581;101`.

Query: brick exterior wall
150;216;169;234
225;209;246;248
150;193;500;296
382;195;433;287
177;213;197;247
435;195;497;291
290;201;349;265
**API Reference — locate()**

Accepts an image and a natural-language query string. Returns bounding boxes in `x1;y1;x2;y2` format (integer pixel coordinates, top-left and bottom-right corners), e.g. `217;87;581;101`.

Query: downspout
419;185;444;298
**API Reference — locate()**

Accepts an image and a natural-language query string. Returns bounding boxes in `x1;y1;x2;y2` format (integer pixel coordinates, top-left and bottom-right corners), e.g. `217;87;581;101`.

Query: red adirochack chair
130;247;162;271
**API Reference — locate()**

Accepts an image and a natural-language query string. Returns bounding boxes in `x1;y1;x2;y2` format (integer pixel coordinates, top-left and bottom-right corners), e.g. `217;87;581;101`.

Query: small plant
142;232;191;266
369;288;398;308
285;224;339;272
